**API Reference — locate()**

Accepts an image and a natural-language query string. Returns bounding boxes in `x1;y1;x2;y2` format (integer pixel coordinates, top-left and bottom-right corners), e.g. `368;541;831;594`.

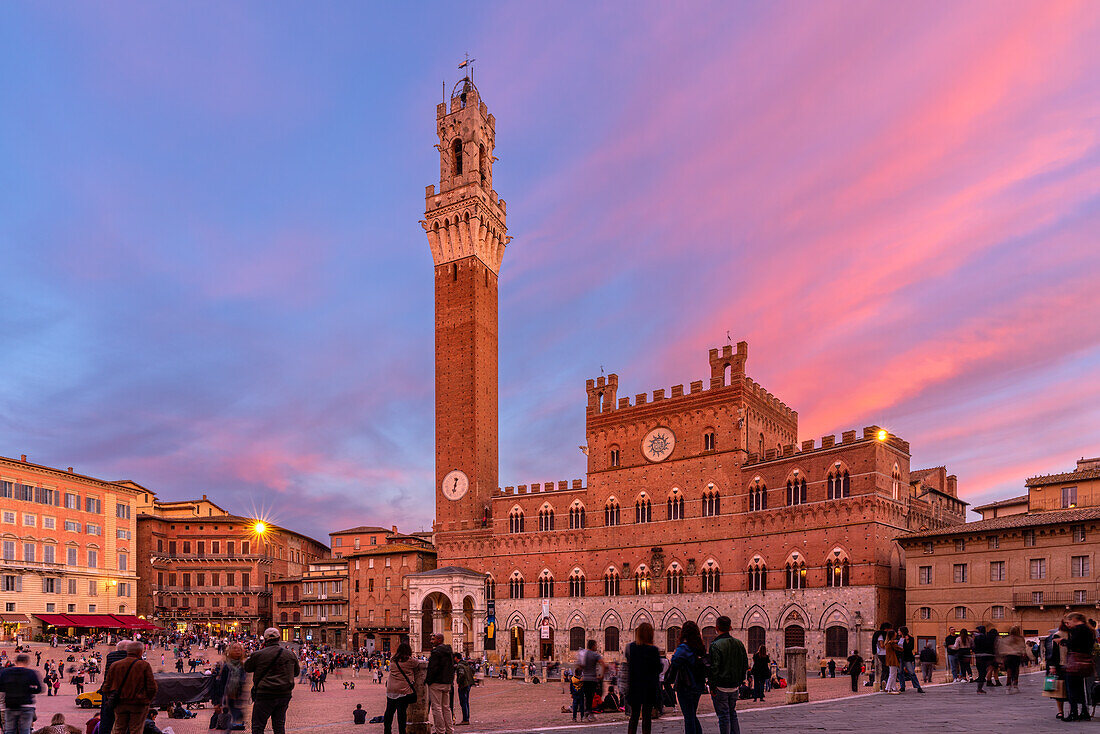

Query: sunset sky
1;2;1098;542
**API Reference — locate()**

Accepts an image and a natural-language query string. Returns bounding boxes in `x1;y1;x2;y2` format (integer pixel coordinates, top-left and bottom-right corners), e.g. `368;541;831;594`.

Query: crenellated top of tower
422;77;510;274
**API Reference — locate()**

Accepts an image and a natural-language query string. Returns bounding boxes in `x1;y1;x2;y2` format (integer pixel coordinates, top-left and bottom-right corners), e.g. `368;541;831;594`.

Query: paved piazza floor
11;643;1058;733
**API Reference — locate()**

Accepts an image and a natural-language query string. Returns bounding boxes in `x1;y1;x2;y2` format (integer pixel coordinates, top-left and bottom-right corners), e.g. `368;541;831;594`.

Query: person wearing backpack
707;617;748;734
668;622;707;734
0;654;43;734
244;628;300;734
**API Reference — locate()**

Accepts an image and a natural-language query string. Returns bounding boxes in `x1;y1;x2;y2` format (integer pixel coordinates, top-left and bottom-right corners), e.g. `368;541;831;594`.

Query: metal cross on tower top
458;53;477;80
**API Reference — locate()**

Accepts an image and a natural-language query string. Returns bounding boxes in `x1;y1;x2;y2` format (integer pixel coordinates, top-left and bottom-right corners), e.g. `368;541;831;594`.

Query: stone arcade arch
407;566;488;656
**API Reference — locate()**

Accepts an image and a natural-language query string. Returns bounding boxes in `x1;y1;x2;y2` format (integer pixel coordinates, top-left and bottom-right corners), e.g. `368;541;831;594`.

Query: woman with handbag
1062;613;1096;722
384;643;418;734
1045;622;1070;720
668;622;707;734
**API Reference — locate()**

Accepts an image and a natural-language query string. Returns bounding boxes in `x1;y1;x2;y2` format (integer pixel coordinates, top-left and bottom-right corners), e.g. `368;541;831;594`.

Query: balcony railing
150;554;273;563
1027;492;1100;512
1012;591;1099;607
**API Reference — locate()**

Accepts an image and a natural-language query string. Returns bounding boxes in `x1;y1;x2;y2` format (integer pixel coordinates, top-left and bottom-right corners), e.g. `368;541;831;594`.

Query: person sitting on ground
31;713;82;734
352;704;367;725
597;685;621;712
167;701;194;719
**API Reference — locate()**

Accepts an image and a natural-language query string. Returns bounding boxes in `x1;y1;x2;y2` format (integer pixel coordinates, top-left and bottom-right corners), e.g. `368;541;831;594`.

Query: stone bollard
407;659;431;734
784;646;809;704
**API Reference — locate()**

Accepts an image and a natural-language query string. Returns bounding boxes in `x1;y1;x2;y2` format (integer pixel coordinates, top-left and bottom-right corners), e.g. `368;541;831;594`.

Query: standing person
576;640;605;722
669;622;707;734
453;653;474;726
101;641;157;734
623;622;661;734
827;659;836;678
870;623;892;692
749;647;769;701
997;626;1025;693
883;631;901;694
1062;612;1097;722
896;627;923;693
943;628;959;682
972;626;995;694
846;650;863;692
707;616;748;734
0;654;43;734
918;642;937;684
384;643;417;734
424;634;455;734
218;643;248;733
244;628;300;734
953;630;973;682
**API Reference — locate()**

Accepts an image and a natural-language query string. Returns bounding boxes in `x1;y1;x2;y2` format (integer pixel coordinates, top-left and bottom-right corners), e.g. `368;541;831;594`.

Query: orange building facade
135;493;328;635
0;455;142;640
408;79;966;663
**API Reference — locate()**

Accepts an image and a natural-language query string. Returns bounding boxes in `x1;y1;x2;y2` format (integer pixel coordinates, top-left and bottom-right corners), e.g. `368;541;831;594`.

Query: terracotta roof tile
898;506;1100;541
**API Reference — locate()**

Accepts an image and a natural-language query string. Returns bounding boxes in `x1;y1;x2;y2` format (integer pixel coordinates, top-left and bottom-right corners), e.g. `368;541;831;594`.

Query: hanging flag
459;57;475;69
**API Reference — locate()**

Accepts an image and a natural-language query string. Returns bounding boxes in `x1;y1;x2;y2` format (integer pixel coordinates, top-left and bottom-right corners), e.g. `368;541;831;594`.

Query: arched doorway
666;626;682;653
510;626;525;660
784;624;805;648
421;593;452;651
540;623;555;660
825;626;849;657
747;626;766;654
702;625;718;648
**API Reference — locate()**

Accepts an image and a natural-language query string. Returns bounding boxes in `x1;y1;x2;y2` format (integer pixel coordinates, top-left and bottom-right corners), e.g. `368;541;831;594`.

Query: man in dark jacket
102;641;158;734
424;634;455;734
244;628;300;734
972;626;996;693
99;640;132;734
454;653;475;726
0;654;43;734
708;616;749;734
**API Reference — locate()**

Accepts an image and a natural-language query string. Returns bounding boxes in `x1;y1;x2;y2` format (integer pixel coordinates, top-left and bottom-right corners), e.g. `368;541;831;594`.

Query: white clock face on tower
442;470;470;501
641;427;676;462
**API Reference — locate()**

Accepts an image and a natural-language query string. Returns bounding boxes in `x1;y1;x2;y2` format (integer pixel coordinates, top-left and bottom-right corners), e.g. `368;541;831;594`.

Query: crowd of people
2;612;1097;734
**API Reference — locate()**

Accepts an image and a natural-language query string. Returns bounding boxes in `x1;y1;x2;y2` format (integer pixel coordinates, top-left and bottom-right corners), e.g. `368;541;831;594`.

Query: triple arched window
786;477;807;506
826;558;850;587
747;558;767;591
749;482;768;512
605;499;621;527
701;562;721;592
827;469;851;499
509;573;524;599
604;568;621;597
508;508;524;534
537;571;554;598
785;558;807;589
568;570;586;598
569;503;586;529
538;505;555;532
666;563;684;594
634;566;651;595
635;497;652;524
485;577;496;602
667;490;684;521
702;485;721;516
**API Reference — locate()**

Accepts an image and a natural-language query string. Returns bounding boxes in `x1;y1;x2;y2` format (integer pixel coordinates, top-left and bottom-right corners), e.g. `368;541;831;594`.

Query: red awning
110;614;160;631
64;614;127;629
0;613;29;624
35;614;76;626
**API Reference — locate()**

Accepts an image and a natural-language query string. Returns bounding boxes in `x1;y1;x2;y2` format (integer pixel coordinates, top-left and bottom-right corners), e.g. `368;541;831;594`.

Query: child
570;668;584;721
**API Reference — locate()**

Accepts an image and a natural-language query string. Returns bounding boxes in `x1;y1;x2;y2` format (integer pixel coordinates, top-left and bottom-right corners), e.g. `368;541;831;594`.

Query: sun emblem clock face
641;427;676;462
442;469;469;501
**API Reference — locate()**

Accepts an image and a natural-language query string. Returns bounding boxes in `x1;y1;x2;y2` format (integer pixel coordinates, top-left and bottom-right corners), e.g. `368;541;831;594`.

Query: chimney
20;455;27;462
67;467;74;473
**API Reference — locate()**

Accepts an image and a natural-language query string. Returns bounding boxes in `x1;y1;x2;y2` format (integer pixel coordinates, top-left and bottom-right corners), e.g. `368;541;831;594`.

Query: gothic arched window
509;508;524;534
701;561;721;592
666;564;683;594
568;570;586;598
452;138;463;176
604;499;621;527
509;573;524;599
749;481;767;512
702;485;721;516
569;503;586;530
538;505;555;532
786;477;807;506
635;497;651;524
604;568;620;597
747;558;767;591
667;490;684;521
537;571;554;599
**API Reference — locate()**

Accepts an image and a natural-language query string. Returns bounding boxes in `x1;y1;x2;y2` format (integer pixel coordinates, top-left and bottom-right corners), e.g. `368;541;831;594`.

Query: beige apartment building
0;454;142;639
899;457;1100;653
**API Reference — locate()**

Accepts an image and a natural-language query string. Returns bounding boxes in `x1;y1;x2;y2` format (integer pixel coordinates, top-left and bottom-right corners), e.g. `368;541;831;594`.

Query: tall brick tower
422;77;508;533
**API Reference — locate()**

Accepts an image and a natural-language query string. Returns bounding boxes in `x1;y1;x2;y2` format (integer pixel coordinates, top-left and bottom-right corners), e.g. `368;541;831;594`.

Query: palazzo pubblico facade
407;78;967;664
